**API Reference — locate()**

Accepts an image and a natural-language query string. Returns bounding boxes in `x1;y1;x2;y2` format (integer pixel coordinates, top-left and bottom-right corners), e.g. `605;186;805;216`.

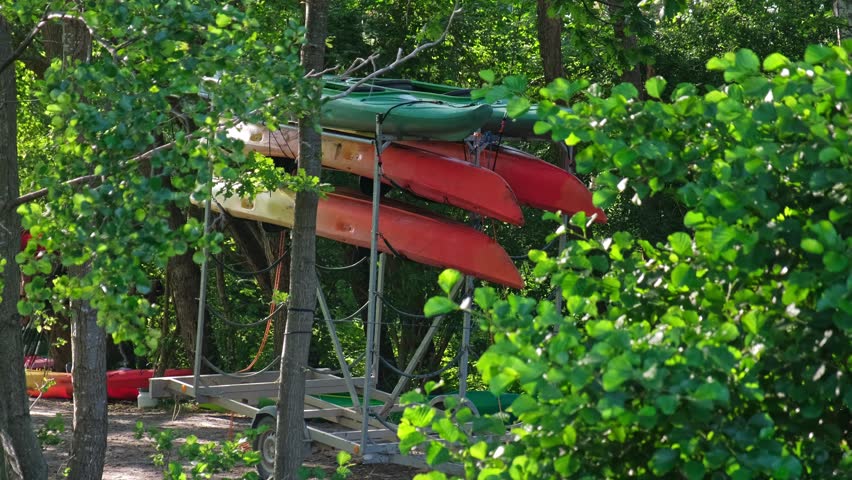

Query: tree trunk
67;263;108;479
167;203;216;370
609;1;644;95
536;0;563;84
274;1;328;478
0;15;49;480
45;14;110;480
836;0;852;42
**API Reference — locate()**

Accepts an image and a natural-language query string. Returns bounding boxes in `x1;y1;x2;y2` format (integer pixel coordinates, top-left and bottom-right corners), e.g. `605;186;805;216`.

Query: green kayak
330;78;541;139
321;82;493;141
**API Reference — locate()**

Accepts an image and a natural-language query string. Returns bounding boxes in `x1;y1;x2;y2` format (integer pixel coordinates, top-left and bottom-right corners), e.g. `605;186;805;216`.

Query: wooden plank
208;397;259;418
303;396;386;429
334;429;398;442
306;426;359;454
304;408;347;419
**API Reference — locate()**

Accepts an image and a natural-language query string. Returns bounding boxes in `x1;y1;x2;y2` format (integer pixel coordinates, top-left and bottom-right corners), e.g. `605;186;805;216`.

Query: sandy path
30;398;422;480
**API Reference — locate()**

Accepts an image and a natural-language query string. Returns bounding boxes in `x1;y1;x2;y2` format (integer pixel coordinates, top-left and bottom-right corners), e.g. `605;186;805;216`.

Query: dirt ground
30;398;424;480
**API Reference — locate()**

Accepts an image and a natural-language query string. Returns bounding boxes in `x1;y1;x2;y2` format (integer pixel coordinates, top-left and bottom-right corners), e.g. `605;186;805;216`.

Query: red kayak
319;189;523;288
229;123;524;225
210;186;524;288
402;142;607;223
26;369;193;400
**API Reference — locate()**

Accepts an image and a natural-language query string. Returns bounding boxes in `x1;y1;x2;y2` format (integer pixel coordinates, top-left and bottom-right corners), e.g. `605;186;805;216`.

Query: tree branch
321;1;462;102
10;139;179;208
12;174;99;207
0;6;50;75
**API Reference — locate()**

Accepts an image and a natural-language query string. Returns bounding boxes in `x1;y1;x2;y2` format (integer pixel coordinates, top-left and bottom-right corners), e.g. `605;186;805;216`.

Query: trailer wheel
253;414;276;479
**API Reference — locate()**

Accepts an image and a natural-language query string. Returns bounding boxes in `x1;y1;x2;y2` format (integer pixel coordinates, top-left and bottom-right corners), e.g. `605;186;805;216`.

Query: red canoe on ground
210;185;524;289
26;369;193;400
228;123;524;225
402;142;607;223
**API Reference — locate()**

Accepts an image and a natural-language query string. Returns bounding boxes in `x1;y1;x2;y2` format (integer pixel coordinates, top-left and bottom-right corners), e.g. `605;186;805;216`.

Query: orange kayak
402;142;607;223
229;123;524;225
210;186;524;288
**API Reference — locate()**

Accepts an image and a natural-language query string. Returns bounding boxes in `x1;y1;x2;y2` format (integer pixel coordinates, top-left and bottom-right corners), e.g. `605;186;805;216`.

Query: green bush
400;44;851;479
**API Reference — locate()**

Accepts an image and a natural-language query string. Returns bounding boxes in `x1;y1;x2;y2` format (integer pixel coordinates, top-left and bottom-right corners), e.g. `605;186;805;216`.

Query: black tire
253;414;276;480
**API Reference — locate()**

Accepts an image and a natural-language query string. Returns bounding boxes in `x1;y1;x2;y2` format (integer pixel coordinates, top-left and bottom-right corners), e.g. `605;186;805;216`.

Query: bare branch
0;10;127;75
322;1;462;102
0;6;50;75
12;174;100;207
10;139;183;208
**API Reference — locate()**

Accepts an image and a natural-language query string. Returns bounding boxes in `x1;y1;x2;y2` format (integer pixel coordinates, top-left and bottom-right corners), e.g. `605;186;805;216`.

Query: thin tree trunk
166;203;217;370
536;0;563;84
0;15;49;480
609;1;644;95
67;262;107;479
274;1;328;478
46;14;110;480
836;0;852;42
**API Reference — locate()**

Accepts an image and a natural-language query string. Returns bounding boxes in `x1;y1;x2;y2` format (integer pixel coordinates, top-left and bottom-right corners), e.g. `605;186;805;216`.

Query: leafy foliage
13;0;317;351
400;45;851;479
135;420;262;480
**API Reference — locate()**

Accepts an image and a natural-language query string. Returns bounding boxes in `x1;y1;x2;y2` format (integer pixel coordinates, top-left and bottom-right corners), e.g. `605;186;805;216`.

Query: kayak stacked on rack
220;77;606;289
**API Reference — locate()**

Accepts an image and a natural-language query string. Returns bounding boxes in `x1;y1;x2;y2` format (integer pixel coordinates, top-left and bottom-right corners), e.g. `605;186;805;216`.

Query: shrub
400;44;851;479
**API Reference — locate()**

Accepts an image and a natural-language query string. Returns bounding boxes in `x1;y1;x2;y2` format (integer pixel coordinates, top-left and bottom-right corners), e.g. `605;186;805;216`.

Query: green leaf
562;425;577;447
506;97;531;118
763;53;790;71
656;395;678;415
800;238;824;255
683;461;706;480
592;189;617;209
438;269;462;295
823;251;849;273
706;56;728;71
474;287;498;310
742;310;765;335
612;82;639;99
650;448;679;476
469;441;488;460
804;45;836;64
668;232;692;257
533;121;552;135
215;13;232;27
645;77;667;99
509;395;538;415
734;49;760;73
424;297;457;317
602;355;633;391
671;263;692;288
694;382;730;405
773;455;802;480
479;69;496;84
425;442;450;466
716;322;739;342
684;211;705;228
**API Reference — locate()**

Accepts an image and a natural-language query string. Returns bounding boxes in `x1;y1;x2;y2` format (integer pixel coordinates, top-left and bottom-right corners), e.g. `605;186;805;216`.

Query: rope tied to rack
378;346;467;380
239;231;286;372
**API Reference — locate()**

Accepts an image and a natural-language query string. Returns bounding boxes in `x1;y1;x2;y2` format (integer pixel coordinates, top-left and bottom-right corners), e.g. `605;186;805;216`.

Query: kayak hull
25;369;193;400
321;87;492;141
229;123;523;225
403;142;607;223
332;78;541;139
210;186;524;288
